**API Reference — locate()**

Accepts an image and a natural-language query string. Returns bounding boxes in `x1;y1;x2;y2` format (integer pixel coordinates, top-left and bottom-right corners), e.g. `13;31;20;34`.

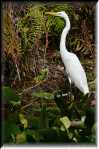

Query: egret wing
64;53;89;93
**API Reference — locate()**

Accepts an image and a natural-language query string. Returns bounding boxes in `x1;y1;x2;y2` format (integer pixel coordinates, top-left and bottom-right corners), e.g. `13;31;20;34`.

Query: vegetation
2;2;96;144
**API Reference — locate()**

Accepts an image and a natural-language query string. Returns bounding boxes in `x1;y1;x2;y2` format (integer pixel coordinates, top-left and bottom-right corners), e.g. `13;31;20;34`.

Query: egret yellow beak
45;12;57;16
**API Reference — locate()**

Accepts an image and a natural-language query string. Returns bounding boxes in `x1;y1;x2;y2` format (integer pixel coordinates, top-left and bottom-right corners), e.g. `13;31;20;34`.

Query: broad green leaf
26;129;44;142
32;131;43;142
92;123;96;134
40;104;48;128
60;125;65;131
29;116;40;129
91;123;96;143
2;86;21;106
60;116;71;129
32;91;54;100
85;107;95;128
16;132;27;143
19;113;28;129
3;120;21;143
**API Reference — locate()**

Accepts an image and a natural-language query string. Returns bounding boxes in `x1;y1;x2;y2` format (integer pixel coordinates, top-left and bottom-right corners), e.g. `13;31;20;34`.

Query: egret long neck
60;15;70;52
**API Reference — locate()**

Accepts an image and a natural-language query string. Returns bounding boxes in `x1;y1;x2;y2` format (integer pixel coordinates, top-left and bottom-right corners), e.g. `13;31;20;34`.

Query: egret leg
64;70;72;99
68;76;72;99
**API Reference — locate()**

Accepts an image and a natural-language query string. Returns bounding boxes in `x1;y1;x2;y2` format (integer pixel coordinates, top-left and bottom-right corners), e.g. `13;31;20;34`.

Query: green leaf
92;123;96;134
2;86;21;106
60;116;71;129
32;91;54;100
26;129;44;142
3;120;21;143
29;117;41;129
91;123;96;143
19;113;28;129
16;132;27;143
34;68;48;83
40;104;49;128
85;107;95;128
60;125;65;131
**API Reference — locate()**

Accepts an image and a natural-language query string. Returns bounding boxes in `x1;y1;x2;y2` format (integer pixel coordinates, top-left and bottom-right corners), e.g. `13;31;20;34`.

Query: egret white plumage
46;11;89;95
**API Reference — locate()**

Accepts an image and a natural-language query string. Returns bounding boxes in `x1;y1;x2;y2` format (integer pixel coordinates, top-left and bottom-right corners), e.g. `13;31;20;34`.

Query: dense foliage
2;2;96;145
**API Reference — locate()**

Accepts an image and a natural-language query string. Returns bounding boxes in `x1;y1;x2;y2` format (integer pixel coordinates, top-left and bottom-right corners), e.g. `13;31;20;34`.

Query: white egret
46;11;89;95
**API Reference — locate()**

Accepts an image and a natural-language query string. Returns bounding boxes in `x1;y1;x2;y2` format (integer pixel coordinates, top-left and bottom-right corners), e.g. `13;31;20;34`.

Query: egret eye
58;12;62;16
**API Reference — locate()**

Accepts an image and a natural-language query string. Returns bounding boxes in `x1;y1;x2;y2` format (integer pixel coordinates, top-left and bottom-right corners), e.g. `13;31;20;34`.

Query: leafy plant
2;2;96;144
32;91;54;100
34;68;48;83
46;3;75;33
2;86;21;106
19;113;28;129
3;119;21;143
16;4;46;51
3;4;21;82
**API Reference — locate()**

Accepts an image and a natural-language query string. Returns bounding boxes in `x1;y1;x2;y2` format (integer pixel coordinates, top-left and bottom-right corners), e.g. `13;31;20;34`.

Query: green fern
46;3;75;33
16;5;46;50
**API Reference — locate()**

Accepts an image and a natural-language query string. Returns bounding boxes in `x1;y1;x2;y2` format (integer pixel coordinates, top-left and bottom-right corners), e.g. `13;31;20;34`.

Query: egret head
45;11;69;19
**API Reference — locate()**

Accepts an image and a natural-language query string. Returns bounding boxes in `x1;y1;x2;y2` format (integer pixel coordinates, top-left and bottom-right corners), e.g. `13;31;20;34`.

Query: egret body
46;11;89;95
